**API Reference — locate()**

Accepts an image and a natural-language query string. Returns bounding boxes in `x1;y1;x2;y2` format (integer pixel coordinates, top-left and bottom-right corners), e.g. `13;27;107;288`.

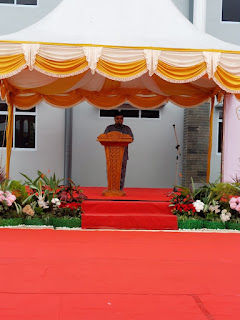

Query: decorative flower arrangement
19;171;87;219
170;180;240;224
0;190;16;207
170;192;196;216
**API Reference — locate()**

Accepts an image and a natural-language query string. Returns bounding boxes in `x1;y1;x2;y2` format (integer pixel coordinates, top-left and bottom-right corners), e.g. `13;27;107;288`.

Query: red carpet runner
0;229;239;319
81;187;178;230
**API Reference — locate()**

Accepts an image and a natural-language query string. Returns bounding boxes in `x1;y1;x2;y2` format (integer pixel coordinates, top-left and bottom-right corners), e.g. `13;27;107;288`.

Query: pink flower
230;202;237;210
0;190;5;202
4;191;16;206
229;197;237;204
236;204;240;212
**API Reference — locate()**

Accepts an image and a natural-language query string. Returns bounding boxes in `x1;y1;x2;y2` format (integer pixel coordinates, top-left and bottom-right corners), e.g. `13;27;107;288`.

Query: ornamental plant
57;180;87;205
0;180;20;218
169;191;196;216
20;171;87;219
170;178;240;223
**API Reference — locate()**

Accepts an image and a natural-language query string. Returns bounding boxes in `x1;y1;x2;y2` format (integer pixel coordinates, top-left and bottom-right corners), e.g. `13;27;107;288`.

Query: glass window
0;0;37;4
0;115;8;148
15;107;36;113
100;105;161;119
0;103;8;112
0;102;36;149
17;0;37;4
0;0;14;3
217;110;223;153
218;122;223;153
15;115;35;148
141;110;160;118
222;0;240;22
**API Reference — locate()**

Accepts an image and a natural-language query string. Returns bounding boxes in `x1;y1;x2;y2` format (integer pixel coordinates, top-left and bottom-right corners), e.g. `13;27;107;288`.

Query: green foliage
211;182;240;198
171;177;240;224
37;170;64;193
8;180;29;204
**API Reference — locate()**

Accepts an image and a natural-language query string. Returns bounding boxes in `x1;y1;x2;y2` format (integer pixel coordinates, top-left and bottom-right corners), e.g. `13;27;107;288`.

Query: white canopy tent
0;0;240;178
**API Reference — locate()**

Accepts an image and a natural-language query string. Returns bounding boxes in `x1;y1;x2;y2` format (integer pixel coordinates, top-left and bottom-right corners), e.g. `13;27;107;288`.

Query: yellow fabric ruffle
157;61;206;81
97;59;146;79
0;54;26;77
215;66;240;91
34;55;88;75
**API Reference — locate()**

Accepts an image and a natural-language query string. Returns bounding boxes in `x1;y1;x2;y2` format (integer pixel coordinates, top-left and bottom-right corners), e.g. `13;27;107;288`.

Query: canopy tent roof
1;0;240;111
1;0;239;50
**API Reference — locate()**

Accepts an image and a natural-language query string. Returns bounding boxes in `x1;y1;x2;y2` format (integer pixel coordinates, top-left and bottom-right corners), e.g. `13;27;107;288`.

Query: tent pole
64;108;72;186
6;96;13;179
206;97;214;183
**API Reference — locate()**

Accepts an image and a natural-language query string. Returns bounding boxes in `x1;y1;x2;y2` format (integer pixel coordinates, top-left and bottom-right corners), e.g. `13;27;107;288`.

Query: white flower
38;196;49;209
209;204;220;213
51;198;61;207
193;200;204;212
220;209;231;222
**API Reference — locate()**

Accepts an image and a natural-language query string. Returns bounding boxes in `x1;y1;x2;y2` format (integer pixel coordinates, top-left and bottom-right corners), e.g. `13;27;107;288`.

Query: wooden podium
97;131;133;196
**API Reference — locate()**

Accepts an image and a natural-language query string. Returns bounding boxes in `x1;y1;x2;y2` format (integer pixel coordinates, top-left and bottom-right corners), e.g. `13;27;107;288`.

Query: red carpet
81;186;171;201
0;229;239;319
81;187;177;230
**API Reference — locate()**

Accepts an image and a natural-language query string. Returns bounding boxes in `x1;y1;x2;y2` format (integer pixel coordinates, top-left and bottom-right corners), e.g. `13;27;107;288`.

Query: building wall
172;0;190;18
205;0;240;182
72;102;184;188
5;103;65;181
0;0;62;36
182;103;210;187
206;0;240;46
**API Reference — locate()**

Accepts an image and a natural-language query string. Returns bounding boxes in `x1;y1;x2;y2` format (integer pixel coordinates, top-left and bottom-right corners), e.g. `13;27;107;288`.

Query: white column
222;94;240;182
193;0;206;32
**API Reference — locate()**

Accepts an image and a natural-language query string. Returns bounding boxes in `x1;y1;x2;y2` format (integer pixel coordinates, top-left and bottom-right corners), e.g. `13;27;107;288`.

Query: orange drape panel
34;55;88;75
0;54;26;77
157;61;206;81
97;59;147;78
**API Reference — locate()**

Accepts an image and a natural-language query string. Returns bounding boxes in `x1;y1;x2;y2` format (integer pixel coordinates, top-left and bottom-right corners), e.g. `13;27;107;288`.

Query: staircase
81;200;178;230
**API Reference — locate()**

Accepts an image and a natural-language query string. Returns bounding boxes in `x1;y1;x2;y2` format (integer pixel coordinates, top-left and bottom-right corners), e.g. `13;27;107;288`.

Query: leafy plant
37;170;64;193
57;179;87;204
8;180;29;204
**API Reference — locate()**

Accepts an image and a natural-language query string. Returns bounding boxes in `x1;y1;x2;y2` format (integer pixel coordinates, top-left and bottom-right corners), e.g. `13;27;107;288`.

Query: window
222;0;240;22
0;0;37;5
99;104;161;119
0;101;36;149
217;110;223;153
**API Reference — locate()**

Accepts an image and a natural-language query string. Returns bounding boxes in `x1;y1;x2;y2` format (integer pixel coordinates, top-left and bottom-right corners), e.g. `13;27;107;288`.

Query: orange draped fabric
215;66;240;91
0;54;26;77
34;55;88;76
97;59;147;79
157;61;207;81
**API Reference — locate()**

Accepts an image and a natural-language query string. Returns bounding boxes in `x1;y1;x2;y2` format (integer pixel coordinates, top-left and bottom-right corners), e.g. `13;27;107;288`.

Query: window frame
217;108;223;155
99;104;162;120
0;0;38;6
0;104;37;151
221;0;240;24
